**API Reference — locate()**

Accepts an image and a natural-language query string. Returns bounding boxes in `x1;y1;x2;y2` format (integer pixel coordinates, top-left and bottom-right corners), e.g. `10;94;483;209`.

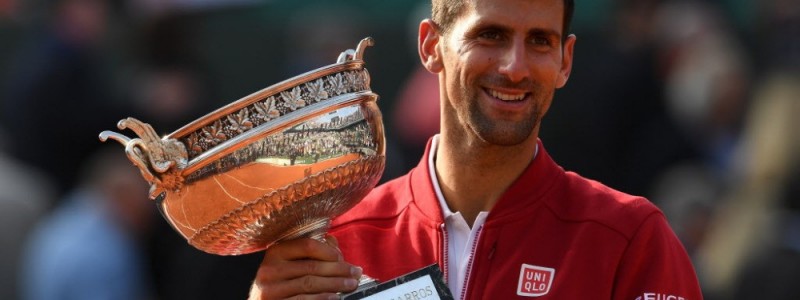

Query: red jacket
330;139;703;299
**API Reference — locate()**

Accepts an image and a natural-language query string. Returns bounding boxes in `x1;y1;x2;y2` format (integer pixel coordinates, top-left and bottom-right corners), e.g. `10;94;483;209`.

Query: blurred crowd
0;0;798;299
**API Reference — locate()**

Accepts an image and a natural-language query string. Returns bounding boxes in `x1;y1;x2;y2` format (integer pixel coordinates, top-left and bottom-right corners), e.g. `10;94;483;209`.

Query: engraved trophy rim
168;38;376;176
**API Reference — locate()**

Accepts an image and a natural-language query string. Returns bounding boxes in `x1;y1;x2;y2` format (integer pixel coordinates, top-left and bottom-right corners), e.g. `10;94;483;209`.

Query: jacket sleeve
612;212;703;300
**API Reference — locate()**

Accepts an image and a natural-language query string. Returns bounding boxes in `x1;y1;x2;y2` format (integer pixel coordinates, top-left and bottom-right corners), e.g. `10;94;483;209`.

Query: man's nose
497;39;530;83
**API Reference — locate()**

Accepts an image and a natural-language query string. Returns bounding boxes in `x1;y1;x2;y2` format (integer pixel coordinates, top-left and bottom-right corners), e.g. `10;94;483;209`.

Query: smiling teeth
489;89;525;101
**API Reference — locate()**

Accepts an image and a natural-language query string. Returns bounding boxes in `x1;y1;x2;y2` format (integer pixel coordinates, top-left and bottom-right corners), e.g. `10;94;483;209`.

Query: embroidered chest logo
517;264;555;297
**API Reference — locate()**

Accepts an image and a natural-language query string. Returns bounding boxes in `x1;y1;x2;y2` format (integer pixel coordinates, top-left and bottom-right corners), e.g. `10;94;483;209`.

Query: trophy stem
278;218;332;242
279;219;379;292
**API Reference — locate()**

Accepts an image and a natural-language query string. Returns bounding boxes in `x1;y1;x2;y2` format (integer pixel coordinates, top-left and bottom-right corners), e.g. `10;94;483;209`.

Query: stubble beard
461;78;550;146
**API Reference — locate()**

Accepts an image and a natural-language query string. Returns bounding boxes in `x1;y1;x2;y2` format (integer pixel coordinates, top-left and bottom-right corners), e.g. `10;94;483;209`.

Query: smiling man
249;0;703;299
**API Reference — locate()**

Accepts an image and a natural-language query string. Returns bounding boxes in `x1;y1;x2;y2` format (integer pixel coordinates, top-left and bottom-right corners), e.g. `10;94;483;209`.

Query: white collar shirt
427;134;538;299
428;135;489;300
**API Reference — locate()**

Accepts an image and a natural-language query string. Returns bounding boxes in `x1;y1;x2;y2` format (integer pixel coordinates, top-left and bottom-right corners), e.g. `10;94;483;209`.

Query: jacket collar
409;137;565;224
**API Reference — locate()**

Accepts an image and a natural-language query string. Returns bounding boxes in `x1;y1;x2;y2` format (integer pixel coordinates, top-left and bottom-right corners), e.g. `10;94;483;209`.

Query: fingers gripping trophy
100;38;385;291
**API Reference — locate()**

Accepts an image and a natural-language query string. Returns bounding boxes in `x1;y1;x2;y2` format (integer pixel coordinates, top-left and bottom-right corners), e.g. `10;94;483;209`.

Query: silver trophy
100;37;384;256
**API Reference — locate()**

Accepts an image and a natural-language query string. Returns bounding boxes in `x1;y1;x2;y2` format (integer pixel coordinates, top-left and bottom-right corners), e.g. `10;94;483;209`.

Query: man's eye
479;31;502;40
531;36;550;46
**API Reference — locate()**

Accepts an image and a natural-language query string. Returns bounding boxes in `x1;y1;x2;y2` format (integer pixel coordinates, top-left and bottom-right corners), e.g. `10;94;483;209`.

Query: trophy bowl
100;38;385;255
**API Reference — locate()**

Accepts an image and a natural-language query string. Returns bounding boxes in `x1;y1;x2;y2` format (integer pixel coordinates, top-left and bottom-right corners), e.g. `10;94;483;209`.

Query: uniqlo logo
517;264;555;297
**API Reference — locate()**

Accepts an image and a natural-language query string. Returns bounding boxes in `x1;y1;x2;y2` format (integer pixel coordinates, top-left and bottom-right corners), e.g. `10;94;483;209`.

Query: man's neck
433;131;538;227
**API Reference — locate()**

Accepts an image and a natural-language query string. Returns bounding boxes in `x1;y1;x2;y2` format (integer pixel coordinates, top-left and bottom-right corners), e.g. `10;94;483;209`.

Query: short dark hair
431;0;575;40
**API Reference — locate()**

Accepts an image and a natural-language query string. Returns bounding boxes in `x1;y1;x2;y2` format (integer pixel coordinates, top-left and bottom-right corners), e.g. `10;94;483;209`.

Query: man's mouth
486;88;527;101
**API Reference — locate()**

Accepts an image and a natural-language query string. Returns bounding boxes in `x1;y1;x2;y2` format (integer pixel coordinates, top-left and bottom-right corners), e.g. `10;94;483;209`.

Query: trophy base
348;275;379;294
342;265;453;300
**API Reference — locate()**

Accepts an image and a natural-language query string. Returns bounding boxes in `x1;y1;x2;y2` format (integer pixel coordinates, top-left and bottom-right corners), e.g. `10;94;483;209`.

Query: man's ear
556;34;576;88
419;19;443;73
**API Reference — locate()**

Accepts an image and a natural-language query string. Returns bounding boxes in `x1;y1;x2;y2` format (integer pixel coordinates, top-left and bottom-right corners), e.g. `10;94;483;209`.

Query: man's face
436;0;574;146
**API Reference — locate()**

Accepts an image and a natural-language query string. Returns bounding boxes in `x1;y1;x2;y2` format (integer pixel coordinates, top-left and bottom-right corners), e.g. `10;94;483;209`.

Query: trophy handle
353;37;374;61
337;37;374;63
99;117;188;198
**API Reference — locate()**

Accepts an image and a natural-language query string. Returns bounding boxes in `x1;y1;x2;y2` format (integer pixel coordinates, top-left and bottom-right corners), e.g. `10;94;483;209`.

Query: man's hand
249;235;363;300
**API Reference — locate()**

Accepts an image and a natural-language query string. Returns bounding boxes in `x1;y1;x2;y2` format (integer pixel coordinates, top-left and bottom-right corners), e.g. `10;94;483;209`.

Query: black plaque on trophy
342;264;454;300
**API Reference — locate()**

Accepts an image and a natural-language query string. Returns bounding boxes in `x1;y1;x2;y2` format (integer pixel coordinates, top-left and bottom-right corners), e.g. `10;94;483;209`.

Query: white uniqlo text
517;264;555;297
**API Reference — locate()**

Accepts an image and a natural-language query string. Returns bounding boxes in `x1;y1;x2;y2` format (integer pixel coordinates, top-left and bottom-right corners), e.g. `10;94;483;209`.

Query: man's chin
473;124;536;146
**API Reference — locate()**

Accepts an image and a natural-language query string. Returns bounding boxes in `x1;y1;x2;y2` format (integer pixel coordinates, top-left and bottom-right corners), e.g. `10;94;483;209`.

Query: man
250;0;703;299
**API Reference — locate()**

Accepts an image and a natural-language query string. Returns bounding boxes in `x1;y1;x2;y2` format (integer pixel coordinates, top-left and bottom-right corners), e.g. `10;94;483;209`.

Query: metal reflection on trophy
99;38;385;256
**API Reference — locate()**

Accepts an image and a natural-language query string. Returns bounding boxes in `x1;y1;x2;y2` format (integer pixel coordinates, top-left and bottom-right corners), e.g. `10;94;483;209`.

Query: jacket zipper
460;225;483;300
439;223;449;283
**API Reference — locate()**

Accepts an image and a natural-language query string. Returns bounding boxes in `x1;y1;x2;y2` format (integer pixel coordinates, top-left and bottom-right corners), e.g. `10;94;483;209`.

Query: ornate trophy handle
99;117;188;199
337;37;374;63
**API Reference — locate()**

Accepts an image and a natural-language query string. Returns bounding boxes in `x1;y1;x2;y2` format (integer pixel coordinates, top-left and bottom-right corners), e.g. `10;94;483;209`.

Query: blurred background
0;0;798;299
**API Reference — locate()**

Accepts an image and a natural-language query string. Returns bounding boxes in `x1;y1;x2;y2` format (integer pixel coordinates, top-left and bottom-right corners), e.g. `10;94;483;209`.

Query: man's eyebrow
465;20;513;35
466;20;563;40
528;28;562;40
